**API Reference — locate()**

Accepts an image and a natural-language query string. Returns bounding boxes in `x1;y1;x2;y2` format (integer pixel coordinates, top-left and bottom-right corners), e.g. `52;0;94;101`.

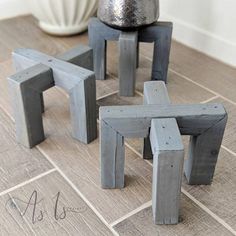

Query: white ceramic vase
29;0;98;35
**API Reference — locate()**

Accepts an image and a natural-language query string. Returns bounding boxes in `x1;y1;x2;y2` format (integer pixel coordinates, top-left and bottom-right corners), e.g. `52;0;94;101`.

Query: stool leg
8;65;53;148
40;92;45;113
100;120;125;189
70;76;97;144
150;118;184;224
142;81;172;159
136;42;140;68
119;32;138;97
152;150;184;224
143;133;153;159
185;115;227;185
152;25;172;83
88;27;107;80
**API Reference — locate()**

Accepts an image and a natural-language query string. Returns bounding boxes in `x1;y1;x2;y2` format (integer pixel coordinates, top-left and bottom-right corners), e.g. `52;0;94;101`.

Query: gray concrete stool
89;17;173;96
99;81;227;224
8;45;97;148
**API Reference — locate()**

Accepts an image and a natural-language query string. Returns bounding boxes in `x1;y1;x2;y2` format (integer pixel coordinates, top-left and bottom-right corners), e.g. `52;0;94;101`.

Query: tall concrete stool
89;17;173;96
8;45;97;148
99;81;227;224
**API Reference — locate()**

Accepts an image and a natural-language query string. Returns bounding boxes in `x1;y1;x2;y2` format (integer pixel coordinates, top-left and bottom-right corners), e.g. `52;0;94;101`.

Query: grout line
110;201;152;228
125;142;142;158
36;147;119;236
125;143;236;235
97;90;119;100
201;95;219;104
0;168;57;197
143;55;236;106
135;90;144;97
56;86;69;98
181;188;236;235
169;68;236;106
222;145;236;157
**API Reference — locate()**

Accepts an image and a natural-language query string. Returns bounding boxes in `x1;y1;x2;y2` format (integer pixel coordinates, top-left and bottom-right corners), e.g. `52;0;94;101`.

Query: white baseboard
0;0;30;20
160;13;236;67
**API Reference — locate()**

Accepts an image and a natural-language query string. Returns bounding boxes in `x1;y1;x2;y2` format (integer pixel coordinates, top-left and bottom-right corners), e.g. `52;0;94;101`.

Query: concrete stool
8;45;97;148
99;81;227;224
89;17;173;96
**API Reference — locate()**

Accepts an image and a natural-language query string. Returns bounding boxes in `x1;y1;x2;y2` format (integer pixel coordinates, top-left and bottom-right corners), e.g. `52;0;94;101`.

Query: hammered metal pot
97;0;159;29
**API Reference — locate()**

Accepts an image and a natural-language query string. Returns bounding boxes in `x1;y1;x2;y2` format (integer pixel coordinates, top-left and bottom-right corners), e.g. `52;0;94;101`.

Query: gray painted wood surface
150;118;184;224
88;17;173;89
100;120;125;189
119;31;138;96
184;114;228;185
100;81;227;224
143;81;171;159
100;101;226;185
8;64;53;148
100;103;226;137
143;81;184;224
8;45;97;148
88;18;120;81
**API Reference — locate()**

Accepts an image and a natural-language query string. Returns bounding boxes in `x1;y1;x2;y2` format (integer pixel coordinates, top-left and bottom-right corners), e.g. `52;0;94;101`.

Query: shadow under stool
89;17;173;97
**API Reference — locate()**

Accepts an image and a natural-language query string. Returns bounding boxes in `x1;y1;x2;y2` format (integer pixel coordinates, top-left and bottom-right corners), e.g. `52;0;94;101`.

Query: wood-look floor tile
106;42;215;104
113;194;234;236
135;62;215;104
0;109;53;193
182;148;236;232
141;41;236;103
96;75;119;99
1;171;112;235
97;92;143;107
0;15;89;62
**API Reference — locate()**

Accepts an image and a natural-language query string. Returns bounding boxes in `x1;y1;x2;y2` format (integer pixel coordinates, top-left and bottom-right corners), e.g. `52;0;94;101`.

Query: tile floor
0;15;235;236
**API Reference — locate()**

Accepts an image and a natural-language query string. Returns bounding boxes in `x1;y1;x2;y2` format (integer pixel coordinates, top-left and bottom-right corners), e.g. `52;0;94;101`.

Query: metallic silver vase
97;0;159;29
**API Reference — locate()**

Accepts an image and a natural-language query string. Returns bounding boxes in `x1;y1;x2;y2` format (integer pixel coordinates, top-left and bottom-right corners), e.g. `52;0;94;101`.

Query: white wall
159;0;236;67
0;0;29;20
0;0;235;66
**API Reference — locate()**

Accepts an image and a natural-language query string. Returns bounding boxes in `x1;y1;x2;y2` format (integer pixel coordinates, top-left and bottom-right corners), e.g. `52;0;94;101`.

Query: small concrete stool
8;45;97;148
99;81;227;224
89;17;173;96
